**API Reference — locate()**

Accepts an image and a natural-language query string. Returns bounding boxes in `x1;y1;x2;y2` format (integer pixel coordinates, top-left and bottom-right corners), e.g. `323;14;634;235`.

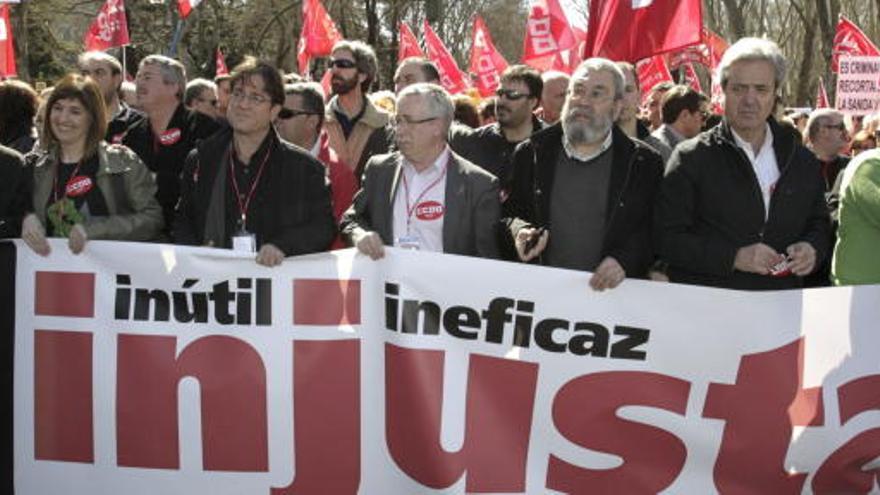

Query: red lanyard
401;156;448;227
228;142;273;226
52;160;84;202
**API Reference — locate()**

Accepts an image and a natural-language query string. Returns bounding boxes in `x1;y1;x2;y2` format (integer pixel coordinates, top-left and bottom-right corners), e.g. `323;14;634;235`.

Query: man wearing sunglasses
450;65;545;184
504;59;664;292
651;84;710;166
341;83;500;260
805;108;850;191
184;78;220;121
175;58;335;266
275;82;356;248
324;40;391;184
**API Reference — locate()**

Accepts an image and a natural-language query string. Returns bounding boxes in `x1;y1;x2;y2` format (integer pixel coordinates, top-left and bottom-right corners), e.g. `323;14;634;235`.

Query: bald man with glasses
341;83;500;260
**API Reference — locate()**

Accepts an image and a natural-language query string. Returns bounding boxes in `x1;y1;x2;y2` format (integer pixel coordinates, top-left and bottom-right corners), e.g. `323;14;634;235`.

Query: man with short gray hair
504;58;664;291
122;54;221;238
341;83;500;259
656;38;830;290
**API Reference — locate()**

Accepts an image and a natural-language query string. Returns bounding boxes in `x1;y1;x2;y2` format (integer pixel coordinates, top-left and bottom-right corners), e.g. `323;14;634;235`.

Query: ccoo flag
398;21;424;62
83;0;130;51
469;16;508;97
423;21;471;94
831;16;880;73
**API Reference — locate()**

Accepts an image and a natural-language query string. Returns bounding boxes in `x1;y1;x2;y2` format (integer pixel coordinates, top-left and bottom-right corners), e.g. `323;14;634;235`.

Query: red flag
584;0;702;63
668;27;728;70
297;35;311;76
298;0;342;76
681;63;702;93
398;21;424;62
83;0;130;51
215;48;228;77
177;0;202;19
831;16;880;73
816;77;829;109
636;55;673;101
423;20;471;94
303;0;341;56
469;16;508;97
522;0;579;71
0;5;15;77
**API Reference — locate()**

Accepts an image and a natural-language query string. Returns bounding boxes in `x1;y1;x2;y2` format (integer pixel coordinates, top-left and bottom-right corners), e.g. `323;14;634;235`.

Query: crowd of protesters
1;36;879;289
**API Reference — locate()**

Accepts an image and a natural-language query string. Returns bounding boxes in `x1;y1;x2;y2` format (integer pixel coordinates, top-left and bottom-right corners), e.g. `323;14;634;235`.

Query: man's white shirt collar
563;129;613;162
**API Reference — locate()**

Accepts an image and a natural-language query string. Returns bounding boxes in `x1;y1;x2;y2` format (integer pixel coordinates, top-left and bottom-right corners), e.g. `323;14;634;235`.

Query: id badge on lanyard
232;215;257;253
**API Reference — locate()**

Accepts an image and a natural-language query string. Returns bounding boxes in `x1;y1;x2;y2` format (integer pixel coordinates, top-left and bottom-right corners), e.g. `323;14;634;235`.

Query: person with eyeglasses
275;82;356;248
650;84;710;166
175;57;335;266
78;50;144;144
341;83;500;260
121;55;221;240
504;59;664;291
449;65;546;185
323;40;391;185
805;108;850;191
656;38;830;291
184;78;220;121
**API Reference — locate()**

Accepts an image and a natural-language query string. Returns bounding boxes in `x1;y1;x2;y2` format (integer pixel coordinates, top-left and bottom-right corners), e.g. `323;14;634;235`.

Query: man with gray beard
503;58;664;290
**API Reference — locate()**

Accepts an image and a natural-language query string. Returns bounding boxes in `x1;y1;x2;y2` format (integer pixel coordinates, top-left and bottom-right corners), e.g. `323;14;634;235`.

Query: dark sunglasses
495;88;531;101
278;108;321;120
328;58;357;69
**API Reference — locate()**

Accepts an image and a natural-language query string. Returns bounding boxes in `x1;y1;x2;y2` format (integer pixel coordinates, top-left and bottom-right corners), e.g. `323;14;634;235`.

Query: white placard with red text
13;240;880;494
836;56;880;116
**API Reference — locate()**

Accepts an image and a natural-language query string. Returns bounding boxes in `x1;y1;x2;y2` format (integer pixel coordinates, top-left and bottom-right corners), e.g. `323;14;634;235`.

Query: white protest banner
835;55;880;115
10;240;880;494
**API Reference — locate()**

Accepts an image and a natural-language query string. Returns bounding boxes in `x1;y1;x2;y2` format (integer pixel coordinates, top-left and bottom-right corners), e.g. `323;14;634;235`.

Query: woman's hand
68;224;88;254
22;214;51;256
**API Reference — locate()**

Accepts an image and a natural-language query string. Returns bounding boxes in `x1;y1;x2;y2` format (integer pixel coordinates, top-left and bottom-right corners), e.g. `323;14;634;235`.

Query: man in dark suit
505;58;664;291
175;57;335;265
340;83;500;259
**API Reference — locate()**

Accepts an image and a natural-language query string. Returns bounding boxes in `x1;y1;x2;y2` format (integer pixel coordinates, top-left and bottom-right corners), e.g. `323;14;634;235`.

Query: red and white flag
215;48;228;77
398;21;424;62
584;0;702;62
469;16;508;97
177;0;202;19
710;69;724;115
816;77;829;109
83;0;130;51
0;4;15;77
831;16;880;73
681;62;702;93
522;0;579;71
297;0;342;75
636;55;673;101
423;20;471;94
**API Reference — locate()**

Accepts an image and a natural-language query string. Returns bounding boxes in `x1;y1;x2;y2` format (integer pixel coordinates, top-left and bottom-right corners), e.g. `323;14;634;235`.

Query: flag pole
168;19;185;56
122;45;127;78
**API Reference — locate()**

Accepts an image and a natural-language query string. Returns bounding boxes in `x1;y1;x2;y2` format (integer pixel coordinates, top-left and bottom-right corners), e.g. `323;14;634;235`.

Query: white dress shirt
731;123;779;219
392;147;450;252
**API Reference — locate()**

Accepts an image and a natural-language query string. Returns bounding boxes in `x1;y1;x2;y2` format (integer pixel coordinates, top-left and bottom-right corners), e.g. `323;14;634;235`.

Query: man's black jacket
174;127;335;256
122;104;221;236
655;118;831;290
504;123;664;277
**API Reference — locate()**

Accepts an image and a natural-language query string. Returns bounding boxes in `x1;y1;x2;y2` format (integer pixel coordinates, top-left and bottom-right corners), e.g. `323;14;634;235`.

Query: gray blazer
340;151;500;259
